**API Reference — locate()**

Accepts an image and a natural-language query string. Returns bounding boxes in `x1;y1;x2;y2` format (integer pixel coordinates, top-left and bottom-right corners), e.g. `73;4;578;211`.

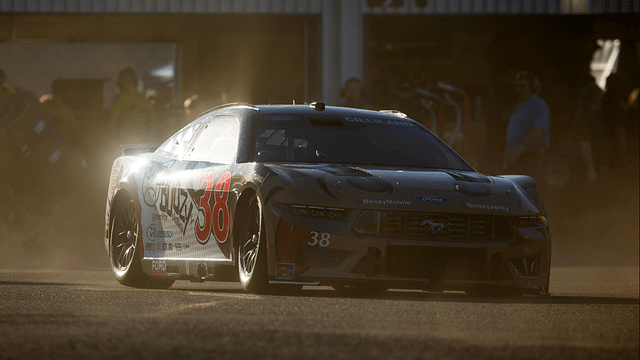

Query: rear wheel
110;195;174;289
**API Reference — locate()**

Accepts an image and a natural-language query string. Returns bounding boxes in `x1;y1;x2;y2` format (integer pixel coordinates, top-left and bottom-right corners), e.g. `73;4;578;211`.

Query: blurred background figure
338;77;371;109
391;82;429;127
0;68;18;99
109;67;155;144
0;68;18;222
41;78;79;148
503;71;550;182
573;82;609;183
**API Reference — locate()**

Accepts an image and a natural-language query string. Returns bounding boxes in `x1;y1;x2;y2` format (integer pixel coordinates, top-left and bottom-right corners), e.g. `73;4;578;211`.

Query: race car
105;102;551;296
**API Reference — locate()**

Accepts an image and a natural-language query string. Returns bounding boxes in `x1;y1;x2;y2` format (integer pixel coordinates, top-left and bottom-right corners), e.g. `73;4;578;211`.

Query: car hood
263;164;540;215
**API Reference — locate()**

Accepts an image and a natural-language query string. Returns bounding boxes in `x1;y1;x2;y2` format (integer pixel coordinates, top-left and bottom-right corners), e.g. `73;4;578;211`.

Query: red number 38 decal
196;172;231;244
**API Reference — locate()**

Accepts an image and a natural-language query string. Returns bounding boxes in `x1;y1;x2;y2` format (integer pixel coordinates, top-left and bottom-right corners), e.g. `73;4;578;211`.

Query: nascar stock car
105;102;550;296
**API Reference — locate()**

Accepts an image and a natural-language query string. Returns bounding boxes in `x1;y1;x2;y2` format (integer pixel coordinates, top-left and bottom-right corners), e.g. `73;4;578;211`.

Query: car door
177;114;240;261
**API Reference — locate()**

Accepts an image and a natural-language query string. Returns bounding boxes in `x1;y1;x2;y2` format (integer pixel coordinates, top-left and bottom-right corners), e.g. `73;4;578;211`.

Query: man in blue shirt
504;71;550;179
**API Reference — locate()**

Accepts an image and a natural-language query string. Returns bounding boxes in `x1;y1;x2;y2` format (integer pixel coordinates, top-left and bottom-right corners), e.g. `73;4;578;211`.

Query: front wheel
237;194;270;293
110;196;174;289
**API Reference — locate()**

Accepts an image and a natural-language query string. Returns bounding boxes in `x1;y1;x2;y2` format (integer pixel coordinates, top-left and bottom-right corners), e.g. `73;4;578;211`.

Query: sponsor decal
264;115;298;121
415;195;450;204
145;243;155;251
143;171;231;245
243;173;265;184
151;260;167;276
466;203;509;212
146;224;174;241
363;199;411;206
276;263;295;280
344;116;414;127
152;214;168;222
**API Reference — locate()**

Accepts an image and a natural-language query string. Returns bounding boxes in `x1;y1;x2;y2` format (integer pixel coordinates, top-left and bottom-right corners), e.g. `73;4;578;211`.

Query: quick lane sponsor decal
415;195;450;204
466;203;509;212
276;263;295;280
363;199;411;205
344;116;414;127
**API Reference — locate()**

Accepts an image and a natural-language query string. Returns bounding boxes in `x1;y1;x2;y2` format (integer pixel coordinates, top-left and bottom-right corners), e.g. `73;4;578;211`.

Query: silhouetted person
573;82;610;183
109;68;155;144
339;78;370;109
41;79;79;147
503;71;550;181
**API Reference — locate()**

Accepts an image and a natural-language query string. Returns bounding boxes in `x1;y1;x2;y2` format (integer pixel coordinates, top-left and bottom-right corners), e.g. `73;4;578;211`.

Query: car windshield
255;120;473;170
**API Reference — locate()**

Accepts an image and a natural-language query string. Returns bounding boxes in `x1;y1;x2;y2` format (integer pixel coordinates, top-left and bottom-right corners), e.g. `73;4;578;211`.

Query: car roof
255;104;407;119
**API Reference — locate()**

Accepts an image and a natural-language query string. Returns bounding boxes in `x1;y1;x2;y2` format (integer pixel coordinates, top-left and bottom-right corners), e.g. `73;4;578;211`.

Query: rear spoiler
120;144;160;157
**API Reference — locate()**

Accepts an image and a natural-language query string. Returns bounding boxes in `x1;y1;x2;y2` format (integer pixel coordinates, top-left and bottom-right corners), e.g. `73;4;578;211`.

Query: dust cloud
546;173;639;267
1;160;637;271
0;161;112;271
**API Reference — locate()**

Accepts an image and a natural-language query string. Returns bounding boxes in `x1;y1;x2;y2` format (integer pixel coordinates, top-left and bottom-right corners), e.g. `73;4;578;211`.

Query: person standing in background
109;68;155;144
338;78;371;109
41;79;79;148
503;71;550;181
573;82;611;183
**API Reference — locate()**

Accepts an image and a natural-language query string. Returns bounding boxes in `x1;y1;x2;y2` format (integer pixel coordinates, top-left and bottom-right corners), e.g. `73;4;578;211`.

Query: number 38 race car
105;103;551;297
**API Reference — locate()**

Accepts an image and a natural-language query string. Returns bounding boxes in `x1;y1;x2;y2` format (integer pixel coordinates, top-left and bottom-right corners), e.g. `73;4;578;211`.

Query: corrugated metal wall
360;0;640;14
0;0;637;14
0;0;323;14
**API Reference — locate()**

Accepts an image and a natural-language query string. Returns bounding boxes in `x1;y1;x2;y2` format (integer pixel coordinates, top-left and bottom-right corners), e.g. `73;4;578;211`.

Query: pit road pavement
0;266;637;360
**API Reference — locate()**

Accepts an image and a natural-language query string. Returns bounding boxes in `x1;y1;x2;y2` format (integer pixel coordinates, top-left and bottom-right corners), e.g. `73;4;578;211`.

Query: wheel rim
239;199;261;277
112;200;138;271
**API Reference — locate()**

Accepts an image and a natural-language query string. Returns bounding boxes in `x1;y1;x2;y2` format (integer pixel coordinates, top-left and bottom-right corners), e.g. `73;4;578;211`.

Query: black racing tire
236;194;303;295
237;194;270;294
110;195;174;289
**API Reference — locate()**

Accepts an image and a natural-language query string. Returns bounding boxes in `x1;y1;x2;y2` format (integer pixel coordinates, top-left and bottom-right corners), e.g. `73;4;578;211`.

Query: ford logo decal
415;195;450;204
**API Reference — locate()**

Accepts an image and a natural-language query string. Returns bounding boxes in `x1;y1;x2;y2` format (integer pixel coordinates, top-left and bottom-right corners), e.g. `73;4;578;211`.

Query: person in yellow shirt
110;68;155;144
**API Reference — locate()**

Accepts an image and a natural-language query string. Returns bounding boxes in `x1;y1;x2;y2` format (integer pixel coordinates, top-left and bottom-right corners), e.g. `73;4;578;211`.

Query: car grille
387;246;487;281
380;211;513;240
297;246;351;268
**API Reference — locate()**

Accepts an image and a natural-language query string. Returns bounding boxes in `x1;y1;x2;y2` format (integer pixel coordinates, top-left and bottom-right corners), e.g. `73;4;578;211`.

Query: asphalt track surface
0;265;638;360
1;160;638;359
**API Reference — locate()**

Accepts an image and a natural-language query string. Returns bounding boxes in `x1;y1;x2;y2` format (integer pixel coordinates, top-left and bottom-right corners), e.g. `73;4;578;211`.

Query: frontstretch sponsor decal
466;203;509;212
363;199;411;206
